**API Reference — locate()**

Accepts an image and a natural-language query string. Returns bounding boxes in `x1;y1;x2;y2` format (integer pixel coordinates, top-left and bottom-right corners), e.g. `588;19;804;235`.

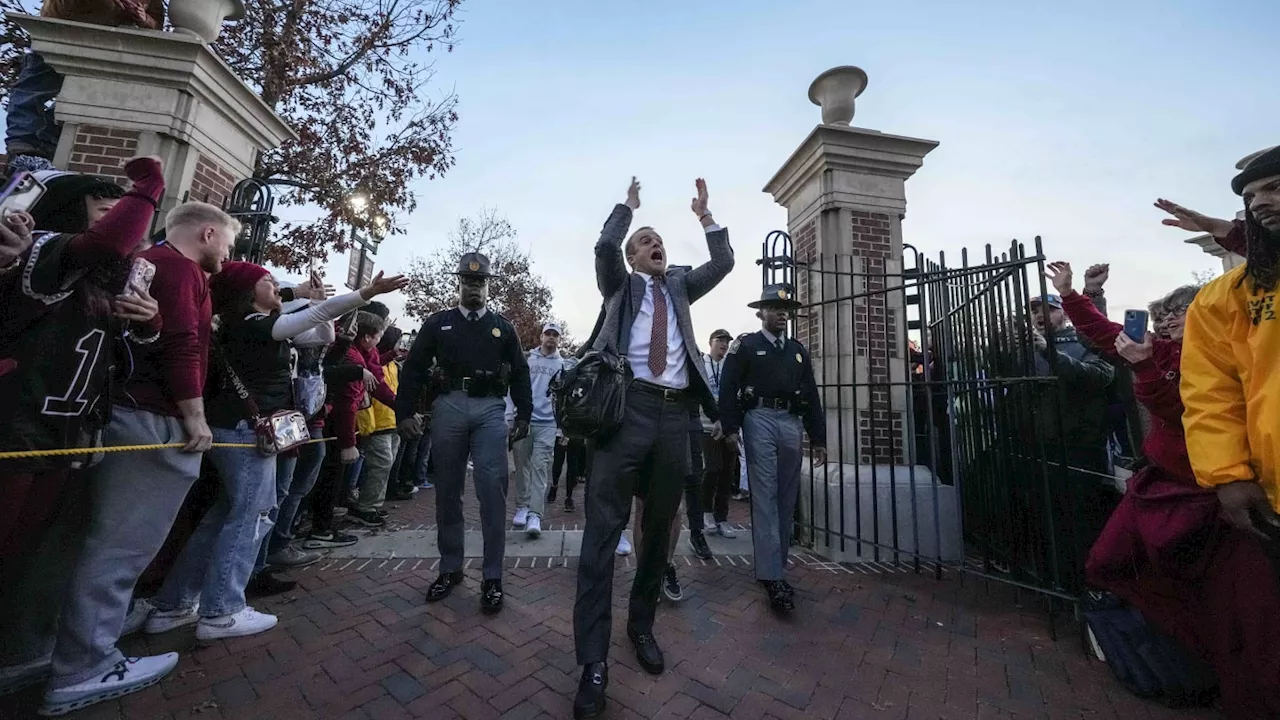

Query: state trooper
718;283;826;612
396;252;532;614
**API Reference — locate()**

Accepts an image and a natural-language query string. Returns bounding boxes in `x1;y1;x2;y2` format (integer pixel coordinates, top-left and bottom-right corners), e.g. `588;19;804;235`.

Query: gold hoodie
1181;264;1280;510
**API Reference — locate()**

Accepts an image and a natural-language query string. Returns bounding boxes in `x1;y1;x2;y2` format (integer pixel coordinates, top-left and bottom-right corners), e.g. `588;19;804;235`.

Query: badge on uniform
795;353;802;363
491;327;501;338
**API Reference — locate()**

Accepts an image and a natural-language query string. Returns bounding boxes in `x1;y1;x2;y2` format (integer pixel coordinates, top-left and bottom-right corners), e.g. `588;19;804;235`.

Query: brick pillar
764;98;936;468
10;14;296;225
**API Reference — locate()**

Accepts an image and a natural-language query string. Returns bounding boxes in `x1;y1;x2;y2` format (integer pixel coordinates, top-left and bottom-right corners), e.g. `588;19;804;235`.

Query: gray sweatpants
50;406;202;687
430;392;508;580
743;408;803;581
512;423;557;518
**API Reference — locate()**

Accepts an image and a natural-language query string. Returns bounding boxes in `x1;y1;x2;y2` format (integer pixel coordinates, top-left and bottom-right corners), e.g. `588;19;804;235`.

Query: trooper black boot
425;571;463;602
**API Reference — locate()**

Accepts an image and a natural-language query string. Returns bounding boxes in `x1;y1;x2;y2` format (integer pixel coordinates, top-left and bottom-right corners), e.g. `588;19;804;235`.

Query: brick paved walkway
1;484;1223;719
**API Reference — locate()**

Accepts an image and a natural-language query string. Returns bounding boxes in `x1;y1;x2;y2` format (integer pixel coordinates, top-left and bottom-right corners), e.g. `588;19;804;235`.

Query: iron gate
760;230;1115;604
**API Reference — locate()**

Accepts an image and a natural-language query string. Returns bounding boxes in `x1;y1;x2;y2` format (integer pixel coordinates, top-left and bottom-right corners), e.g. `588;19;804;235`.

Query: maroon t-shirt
118;243;210;416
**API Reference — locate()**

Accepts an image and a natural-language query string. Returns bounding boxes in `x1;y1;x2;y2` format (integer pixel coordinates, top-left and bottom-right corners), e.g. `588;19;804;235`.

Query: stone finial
168;0;245;44
807;66;869;126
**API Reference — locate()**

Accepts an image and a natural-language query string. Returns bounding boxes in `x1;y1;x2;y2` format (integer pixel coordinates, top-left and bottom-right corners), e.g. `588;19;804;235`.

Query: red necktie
648;276;668;377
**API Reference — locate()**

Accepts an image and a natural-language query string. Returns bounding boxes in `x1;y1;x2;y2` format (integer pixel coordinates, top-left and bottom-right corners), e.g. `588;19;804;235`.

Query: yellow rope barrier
0;437;333;460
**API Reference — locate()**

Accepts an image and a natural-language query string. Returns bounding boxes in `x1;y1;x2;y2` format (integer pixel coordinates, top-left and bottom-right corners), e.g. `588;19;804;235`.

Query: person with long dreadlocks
1170;146;1280;717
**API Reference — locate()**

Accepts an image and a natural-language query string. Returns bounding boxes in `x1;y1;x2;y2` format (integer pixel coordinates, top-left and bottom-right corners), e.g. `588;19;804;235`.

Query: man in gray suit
573;178;734;719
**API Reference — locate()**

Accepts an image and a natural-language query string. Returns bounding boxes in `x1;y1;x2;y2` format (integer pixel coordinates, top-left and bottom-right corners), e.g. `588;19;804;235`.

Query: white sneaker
39;653;179;716
0;655;51;697
195;607;278;641
717;522;738;539
527;514;542;538
703;513;719;535
616;533;633;556
143;604;199;635
512;507;529;528
121;598;155;637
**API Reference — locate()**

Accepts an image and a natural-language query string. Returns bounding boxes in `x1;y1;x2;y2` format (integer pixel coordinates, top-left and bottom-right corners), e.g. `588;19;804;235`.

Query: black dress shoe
480;579;504;614
573;662;608;719
425;571;464;602
763;580;795;612
689;531;713;560
246;571;297;598
627;630;664;675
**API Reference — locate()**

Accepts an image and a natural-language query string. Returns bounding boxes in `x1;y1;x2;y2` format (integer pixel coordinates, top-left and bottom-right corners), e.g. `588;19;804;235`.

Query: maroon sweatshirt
119;243;211;416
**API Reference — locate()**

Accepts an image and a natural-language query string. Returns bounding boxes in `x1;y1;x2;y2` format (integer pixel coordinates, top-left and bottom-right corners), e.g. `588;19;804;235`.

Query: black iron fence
760;230;1123;609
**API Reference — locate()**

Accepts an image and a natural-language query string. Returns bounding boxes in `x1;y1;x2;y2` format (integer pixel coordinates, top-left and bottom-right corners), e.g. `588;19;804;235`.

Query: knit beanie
1233;145;1280;196
211;261;271;316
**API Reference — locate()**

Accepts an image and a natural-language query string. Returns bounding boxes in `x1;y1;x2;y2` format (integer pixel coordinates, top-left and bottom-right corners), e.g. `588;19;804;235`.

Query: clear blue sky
289;0;1278;345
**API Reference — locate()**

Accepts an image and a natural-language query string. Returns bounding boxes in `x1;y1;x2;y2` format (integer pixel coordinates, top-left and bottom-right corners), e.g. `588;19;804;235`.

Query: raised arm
271;272;407;342
595;178;640;298
1154;198;1244;255
67;156;165;266
683;178;735;302
1048;261;1123;361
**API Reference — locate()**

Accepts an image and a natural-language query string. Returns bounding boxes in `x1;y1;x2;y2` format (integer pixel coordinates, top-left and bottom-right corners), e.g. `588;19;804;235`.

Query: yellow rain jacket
1181;265;1280;511
357;360;399;437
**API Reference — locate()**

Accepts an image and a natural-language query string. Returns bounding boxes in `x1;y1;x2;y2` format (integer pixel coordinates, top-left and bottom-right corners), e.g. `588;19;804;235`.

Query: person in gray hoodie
511;323;571;536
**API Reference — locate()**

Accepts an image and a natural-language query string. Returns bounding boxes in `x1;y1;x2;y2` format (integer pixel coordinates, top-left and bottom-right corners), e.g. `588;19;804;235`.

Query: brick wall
67;125;139;185
851;210;904;464
793;220;817;352
188;154;237;208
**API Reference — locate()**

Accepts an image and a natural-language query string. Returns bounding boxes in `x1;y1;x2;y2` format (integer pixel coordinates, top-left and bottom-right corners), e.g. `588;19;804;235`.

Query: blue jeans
5;52;63;158
251;453;301;575
153;423;276;618
267;437;325;556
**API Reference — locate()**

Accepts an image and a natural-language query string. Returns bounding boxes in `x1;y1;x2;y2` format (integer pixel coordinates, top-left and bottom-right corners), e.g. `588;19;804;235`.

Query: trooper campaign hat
454;251;496;278
748;282;802;310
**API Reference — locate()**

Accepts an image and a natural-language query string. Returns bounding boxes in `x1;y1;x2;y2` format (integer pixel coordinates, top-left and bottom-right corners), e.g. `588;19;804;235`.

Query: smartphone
0;172;46;218
1123;309;1148;342
124;257;156;298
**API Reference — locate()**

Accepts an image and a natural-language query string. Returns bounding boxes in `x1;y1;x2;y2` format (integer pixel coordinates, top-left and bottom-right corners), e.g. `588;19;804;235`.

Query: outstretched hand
1045;261;1074;296
691;178;710;218
360;272;410;300
1154;198;1234;238
625;177;641;210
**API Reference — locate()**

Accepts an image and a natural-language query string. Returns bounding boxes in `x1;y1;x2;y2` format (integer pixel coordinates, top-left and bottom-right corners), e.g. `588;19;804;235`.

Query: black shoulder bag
551;348;631;440
215;343;311;456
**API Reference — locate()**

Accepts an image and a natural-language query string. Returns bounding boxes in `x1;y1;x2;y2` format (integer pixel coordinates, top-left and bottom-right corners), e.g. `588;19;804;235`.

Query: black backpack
551;349;631;440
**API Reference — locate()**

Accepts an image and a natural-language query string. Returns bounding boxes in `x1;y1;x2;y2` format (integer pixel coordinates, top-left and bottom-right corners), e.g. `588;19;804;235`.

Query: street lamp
346;199;388;290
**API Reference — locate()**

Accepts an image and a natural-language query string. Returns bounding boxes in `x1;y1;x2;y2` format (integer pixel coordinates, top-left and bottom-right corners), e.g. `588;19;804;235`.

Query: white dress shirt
628;271;688;389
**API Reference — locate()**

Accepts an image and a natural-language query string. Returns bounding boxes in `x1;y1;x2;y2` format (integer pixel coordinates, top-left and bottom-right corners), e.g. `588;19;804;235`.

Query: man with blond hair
33;202;239;716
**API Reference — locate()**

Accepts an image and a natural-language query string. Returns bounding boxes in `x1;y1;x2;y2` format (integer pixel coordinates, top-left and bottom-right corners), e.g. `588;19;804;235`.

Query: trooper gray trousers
743;408;804;581
430;391;509;580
